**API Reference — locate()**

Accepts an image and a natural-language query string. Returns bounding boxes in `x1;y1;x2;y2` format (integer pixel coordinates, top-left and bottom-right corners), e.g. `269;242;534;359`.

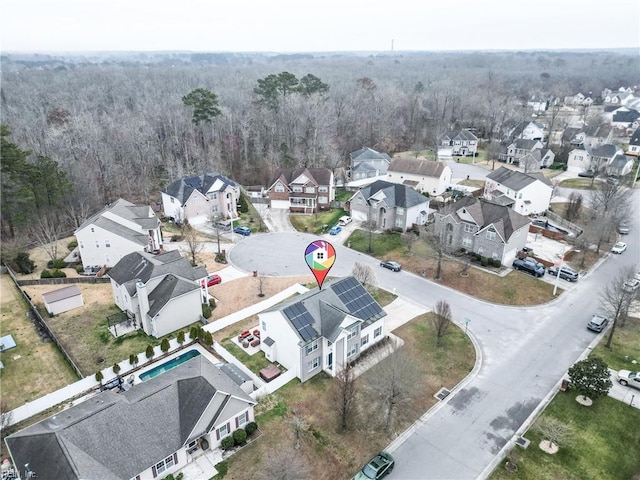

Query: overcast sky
2;0;639;53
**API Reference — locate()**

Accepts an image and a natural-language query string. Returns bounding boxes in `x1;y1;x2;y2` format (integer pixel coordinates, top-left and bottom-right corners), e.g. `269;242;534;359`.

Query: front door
327;352;333;369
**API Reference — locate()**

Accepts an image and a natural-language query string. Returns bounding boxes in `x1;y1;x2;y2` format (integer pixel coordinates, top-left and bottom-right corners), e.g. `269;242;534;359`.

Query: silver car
587;314;608;332
616;370;640;390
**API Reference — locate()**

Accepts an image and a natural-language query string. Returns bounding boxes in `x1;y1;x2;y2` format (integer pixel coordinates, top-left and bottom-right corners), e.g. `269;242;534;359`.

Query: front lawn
558;178;598;189
592;314;640;371
290;209;348;234
490;393;640;480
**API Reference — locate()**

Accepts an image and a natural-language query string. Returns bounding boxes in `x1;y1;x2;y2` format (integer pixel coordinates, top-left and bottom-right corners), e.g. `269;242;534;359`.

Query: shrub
189;326;201;341
202;331;213;347
113;363;121;374
480;257;488;267
145;344;155;360
232;428;247;446
215;462;228;477
67;240;78;250
129;353;138;366
177;330;185;345
40;269;53;278
209;297;217;309
490;258;502;268
75;264;84;273
51;269;67;278
13;252;36;274
245;421;258;435
220;436;235;450
160;338;170;354
202;304;212;319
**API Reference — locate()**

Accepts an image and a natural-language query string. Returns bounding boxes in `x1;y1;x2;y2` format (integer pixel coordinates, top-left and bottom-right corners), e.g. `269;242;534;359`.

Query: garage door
188;215;208;225
351;210;368;222
270;200;290;209
503;248;517;265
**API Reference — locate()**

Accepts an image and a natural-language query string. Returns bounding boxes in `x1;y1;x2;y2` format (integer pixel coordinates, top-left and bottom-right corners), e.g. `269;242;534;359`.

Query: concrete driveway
608;368;640;409
253;204;295;232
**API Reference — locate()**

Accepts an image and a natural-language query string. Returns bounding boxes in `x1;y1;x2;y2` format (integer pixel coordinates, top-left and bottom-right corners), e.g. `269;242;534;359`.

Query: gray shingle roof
5;356;254;480
440;129;478;142
147;274;200;317
42;285;82;303
358;180;429;209
265;276;386;343
486;167;552;190
108;251;202;286
629;127;640;146
267;167;332;190
163;173;236;205
388;157;448;178
349;147;391;162
590;144;619;158
513;139;541;151
612;110;640;123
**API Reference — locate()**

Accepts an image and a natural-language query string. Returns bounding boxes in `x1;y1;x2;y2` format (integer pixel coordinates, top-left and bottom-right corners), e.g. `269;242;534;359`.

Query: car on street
202;274;221;287
352;451;395;480
587;314;609;332
234;226;251;236
338;215;353;226
329;225;342;235
611;241;627;254
547;265;579;282
616;370;640;390
617;222;630;235
622;278;640;293
512;257;545;277
380;260;402;272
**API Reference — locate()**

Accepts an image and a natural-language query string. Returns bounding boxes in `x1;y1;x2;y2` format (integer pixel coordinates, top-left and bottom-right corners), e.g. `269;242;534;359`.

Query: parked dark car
380;260;402;272
234;226;251;236
547;265;579;282
352;452;394;480
512;258;545;277
587;314;608;332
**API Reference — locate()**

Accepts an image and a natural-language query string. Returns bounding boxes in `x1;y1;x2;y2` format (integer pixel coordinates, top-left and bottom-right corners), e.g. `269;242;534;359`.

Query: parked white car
611;242;627;254
616;370;640;390
338;215;353;226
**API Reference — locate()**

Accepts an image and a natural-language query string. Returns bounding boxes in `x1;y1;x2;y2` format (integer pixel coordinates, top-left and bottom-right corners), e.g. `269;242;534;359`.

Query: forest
1;49;638;244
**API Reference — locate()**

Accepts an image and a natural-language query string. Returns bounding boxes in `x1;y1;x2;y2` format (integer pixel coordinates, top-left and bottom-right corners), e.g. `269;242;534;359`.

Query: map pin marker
304;240;336;290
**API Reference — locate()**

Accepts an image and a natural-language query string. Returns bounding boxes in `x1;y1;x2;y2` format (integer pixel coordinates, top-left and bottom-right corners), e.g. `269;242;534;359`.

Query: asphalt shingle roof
267;167;332;189
486;167;552;190
357;180;429;209
440;129;478;142
388;157;447;178
5;356;254;480
349;147;391;163
163;173;236;205
629;127;640;146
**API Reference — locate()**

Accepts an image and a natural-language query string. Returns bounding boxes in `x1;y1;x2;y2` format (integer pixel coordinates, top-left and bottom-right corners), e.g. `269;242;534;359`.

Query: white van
338;216;352;226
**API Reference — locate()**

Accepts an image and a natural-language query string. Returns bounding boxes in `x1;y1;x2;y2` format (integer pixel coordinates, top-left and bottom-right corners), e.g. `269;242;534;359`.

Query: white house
349;147;392;181
626;127;640;156
42;285;84;316
439;129;479;156
259;276;387;383
162;173;239;225
5;356;256;480
387;157;452;196
499;139;544;165
567;144;623;175
348;180;430;231
484;167;553;216
107;251;208;338
509;121;545;141
75;199;163;269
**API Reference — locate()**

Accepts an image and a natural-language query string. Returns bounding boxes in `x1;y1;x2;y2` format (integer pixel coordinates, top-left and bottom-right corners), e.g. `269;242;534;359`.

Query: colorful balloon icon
304;240;336;290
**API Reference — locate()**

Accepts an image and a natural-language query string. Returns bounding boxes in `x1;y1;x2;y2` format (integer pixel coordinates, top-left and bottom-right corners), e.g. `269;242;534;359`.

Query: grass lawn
592;314;640;370
334;188;352;203
0;276;78;410
347;230;559;305
223;315;475;480
290;209;348;234
490;393;640;480
558;178;598;189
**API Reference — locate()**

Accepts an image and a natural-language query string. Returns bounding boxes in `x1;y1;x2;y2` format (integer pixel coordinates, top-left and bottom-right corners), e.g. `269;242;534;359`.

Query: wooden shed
42;285;84;316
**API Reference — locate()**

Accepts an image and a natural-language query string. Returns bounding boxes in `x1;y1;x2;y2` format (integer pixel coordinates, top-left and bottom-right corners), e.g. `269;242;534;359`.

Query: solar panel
332;277;384;320
284;304;317;342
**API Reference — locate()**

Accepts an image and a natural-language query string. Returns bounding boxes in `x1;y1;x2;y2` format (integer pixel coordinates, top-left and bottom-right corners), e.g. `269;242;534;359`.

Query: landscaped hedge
221;436;235;450
245;421;258;435
232;428;247;446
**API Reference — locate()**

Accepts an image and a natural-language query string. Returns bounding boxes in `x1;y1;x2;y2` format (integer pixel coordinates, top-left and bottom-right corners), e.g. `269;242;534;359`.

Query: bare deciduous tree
365;339;418;432
331;363;358;431
534;416;573;452
600;266;637;347
255;445;312;480
424;223;449;281
181;225;205;267
351;262;377;293
565;192;583;221
32;213;63;261
431;300;453;347
289;411;308;449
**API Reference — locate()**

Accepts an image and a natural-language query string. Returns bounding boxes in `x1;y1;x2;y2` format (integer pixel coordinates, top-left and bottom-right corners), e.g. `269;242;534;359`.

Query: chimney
136;280;150;334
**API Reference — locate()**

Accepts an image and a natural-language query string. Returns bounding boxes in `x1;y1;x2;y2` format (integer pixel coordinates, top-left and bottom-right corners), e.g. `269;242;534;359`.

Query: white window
79;241;84;249
374;326;382;338
170;197;174;203
462;237;472;248
486;227;497;241
305;187;315;194
347;343;358;358
396;207;404;215
395;217;404;228
218;423;229;438
318;186;328;192
293;186;303;193
463;223;475;233
275;183;285;193
361;334;369;347
261;321;266;331
91;227;94;233
105;240;110;248
237;412;248;427
318;196;328;204
346;324;358;340
308;357;320;371
95;241;100;248
156;455;175;474
305;340;318;355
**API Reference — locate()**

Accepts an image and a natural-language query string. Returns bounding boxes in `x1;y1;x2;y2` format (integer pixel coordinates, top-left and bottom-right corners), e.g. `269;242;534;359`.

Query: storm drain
515;436;530;449
434;387;451;401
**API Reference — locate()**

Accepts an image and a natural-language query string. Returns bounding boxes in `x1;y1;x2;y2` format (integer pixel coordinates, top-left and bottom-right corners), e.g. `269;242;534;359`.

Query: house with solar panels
161;172;240;225
258;276;387;383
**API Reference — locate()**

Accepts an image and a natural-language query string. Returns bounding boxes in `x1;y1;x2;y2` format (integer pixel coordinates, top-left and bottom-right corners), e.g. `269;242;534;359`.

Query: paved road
228;189;639;479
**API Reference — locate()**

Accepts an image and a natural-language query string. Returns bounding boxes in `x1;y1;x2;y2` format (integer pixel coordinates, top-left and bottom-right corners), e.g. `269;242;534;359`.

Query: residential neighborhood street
227;189;639;479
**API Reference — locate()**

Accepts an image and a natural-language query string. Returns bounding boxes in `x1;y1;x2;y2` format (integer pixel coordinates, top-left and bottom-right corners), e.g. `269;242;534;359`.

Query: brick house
267;167;334;213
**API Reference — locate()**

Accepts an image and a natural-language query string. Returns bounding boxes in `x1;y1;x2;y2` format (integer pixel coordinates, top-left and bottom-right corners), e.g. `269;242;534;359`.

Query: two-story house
566;144;624;175
108;250;207;338
267;167;334;213
626;127;640;156
259;276;387;383
5;356;256;480
348;147;392;181
508;121;545;142
75;199;163;269
386;157;452;196
439;129;479;156
499;139;544;165
162;173;239;225
433;196;530;266
348;180;429;231
484;167;553;216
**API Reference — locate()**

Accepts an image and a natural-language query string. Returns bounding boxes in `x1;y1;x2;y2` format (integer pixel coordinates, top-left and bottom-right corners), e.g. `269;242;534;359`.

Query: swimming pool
139;349;201;381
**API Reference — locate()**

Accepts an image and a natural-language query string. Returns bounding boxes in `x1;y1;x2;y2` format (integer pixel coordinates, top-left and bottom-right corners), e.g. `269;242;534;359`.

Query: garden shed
42;285;84;315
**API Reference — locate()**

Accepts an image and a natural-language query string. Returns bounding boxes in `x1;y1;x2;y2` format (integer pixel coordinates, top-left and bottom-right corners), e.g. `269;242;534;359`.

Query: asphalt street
228;189;640;479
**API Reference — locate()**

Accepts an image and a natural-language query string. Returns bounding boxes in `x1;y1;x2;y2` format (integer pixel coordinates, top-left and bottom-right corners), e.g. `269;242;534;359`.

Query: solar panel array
283;303;317;341
332;277;384;320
